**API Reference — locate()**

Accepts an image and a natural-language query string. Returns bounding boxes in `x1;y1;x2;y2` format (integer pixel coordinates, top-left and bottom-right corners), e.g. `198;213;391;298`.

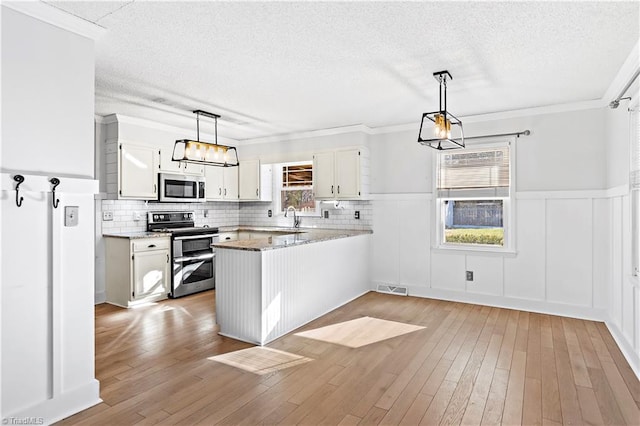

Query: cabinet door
239;159;260;200
159;145;183;173
313;152;335;199
132;249;170;300
335;149;360;199
119;143;158;199
183;162;204;176
205;166;224;200
223;167;239;200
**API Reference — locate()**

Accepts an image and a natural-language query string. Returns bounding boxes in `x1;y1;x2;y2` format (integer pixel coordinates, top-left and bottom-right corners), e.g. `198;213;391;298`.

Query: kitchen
1;1;640;425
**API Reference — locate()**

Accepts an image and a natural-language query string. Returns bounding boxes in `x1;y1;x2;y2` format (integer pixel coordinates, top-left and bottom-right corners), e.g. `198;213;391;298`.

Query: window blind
437;146;510;198
282;164;313;188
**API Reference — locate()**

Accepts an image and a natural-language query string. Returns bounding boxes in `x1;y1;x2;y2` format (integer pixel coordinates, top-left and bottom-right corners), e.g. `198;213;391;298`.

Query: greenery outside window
277;161;321;216
435;141;515;252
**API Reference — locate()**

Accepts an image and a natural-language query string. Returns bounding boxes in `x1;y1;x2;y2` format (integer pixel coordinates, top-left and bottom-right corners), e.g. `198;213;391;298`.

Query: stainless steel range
148;211;218;298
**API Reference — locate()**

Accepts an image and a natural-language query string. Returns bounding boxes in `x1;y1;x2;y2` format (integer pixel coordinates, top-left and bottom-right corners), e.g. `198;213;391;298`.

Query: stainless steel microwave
158;173;206;202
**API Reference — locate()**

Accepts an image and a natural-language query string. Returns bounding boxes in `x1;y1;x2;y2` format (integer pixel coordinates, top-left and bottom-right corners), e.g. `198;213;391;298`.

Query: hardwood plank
587;366;627;425
576;385;605;425
399;393;433;425
338;414;362;425
496;310;519;369
551;316;583;425
480;368;509;425
562;317;592;388
418;379;457;425
502;350;527;425
540;347;562;424
599;360;640;425
359;406;387;425
522;377;542;426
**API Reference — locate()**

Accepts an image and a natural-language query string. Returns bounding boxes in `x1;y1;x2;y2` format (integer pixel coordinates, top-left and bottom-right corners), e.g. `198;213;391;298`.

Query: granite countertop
102;231;172;239
212;228;372;251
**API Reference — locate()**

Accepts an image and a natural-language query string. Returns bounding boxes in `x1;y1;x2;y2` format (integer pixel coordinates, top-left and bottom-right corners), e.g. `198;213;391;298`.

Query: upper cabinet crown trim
3;2;107;40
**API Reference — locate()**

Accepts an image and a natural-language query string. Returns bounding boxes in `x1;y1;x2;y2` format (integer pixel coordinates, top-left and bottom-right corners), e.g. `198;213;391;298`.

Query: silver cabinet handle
331;185;334;194
148;244;156;248
166;253;169;263
337;185;340;194
224;188;227;196
219;187;222;195
256;188;259;197
154;183;157;194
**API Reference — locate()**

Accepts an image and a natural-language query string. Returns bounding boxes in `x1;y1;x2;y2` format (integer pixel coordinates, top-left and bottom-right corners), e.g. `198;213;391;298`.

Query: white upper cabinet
313;147;369;200
158;145;204;176
119;143;158;200
205;166;224;200
313;151;336;198
223;166;239;200
335;149;360;198
239;159;260;200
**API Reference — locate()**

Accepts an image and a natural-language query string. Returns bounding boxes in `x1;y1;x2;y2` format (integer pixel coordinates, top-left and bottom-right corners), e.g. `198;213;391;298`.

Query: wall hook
49;177;60;209
13;174;24;207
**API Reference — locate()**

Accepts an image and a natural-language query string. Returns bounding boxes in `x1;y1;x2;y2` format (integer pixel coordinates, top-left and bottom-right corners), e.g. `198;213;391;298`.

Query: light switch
65;206;79;227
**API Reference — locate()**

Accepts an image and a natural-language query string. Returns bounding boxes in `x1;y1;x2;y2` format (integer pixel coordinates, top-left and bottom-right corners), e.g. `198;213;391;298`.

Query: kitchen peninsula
212;228;372;345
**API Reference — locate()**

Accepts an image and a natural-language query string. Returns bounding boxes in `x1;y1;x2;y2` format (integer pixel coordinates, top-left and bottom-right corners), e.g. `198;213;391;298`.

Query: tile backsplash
99;198;372;234
239;199;372;230
100;199;240;233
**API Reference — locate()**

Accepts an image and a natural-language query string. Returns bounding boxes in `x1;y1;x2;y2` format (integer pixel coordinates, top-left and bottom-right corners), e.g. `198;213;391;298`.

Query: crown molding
603;39;640;102
239;124;374;146
2;1;106;40
97;114;240;144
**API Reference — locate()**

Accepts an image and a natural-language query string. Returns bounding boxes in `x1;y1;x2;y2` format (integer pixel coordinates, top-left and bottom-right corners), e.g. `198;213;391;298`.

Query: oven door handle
174;253;215;263
174;234;219;241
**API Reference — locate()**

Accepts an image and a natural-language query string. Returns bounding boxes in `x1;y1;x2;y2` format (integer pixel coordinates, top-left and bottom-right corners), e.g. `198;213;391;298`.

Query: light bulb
223;148;229;162
205;146;211;160
195;144;202;159
214;146;219;160
446;119;451;139
433;114;441;136
188;142;196;159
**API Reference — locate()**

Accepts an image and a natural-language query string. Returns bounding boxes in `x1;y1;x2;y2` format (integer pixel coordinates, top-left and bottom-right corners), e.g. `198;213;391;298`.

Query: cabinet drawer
218;232;239;242
132;238;170;252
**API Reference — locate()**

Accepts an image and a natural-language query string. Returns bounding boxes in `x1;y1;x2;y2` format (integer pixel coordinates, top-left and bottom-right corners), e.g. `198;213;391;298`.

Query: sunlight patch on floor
295;316;426;348
209;346;313;375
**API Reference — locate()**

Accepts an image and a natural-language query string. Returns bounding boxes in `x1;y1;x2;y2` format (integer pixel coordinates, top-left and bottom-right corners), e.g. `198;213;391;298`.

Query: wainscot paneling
545;198;593;307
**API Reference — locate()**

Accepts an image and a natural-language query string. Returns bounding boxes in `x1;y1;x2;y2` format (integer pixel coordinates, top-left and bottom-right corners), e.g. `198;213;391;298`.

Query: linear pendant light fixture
418;70;465;150
173;110;239;167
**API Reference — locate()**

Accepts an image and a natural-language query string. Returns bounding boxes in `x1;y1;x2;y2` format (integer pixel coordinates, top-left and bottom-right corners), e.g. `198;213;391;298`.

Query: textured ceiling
46;1;639;140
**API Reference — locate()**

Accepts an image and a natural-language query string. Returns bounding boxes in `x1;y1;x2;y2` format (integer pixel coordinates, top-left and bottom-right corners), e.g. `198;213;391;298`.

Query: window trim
274;160;322;217
432;138;517;254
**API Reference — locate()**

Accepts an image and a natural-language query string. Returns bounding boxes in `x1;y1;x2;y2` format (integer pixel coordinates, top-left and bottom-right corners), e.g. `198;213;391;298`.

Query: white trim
4;380;101;425
460;101;604;124
240;124;373;145
605;317;640;380
516;186;629;200
100;114;240;145
376;284;607;322
603;39;640;103
431;247;517;258
369;193;433;201
1;173;99;194
2;1;106;40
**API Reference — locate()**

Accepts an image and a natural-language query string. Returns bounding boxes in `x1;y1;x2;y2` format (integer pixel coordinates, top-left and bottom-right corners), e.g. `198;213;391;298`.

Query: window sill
431;246;517;258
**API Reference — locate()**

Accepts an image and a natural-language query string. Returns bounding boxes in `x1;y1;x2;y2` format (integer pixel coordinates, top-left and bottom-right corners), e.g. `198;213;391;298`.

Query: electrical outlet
354;211;360;219
268;209;272;217
204;209;210;218
323;210;329;219
102;211;113;221
133;211;142;221
466;271;474;281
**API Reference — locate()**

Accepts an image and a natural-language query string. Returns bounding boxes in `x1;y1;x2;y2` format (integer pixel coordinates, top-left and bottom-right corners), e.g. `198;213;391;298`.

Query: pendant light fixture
173;110;239;167
418;70;465;150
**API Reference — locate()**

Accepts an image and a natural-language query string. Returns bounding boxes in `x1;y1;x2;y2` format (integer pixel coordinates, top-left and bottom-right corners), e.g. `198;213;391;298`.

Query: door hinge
359;191;361;196
131;254;134;260
119;190;122;195
358;151;361;155
119;144;122;150
132;291;135;298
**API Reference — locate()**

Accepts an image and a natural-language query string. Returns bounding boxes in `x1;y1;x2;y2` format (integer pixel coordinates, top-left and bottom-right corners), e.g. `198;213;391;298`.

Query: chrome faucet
284;206;301;228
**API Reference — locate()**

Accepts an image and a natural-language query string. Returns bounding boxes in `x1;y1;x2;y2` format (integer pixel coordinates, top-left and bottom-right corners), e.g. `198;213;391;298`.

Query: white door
335;149;360;199
223;167;239;200
119;143;158;199
239;159;260;200
205;166;224;200
132;249;169;300
313;152;335;199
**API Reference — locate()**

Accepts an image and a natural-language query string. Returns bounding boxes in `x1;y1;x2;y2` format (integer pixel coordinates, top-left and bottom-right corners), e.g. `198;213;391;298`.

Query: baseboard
605;318;640;380
370;282;606;322
4;379;101;425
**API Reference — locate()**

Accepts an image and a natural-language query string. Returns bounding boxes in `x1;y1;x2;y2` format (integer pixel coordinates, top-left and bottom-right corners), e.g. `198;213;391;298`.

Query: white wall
1;5;100;423
370;105;638;377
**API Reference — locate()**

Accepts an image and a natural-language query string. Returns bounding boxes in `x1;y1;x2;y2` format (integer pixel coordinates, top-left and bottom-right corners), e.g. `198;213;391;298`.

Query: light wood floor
58;291;640;425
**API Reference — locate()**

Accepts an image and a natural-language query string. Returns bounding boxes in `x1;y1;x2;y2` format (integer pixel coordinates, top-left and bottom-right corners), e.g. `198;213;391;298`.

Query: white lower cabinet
105;236;171;308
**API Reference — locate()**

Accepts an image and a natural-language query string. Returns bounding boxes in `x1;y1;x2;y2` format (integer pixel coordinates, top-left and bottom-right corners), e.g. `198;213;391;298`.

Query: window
436;142;514;251
277;161;320;216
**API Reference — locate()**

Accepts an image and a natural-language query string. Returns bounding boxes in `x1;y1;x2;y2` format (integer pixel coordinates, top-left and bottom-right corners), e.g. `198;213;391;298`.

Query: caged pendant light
418;70;465;150
173;110;239;167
